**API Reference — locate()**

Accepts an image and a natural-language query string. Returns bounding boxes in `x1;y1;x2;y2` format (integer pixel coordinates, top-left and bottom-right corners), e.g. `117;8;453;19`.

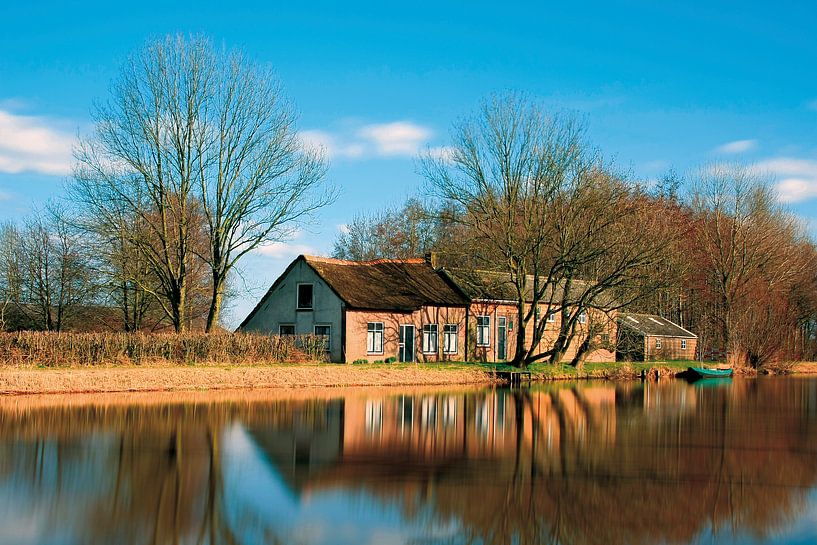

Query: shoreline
0;361;810;396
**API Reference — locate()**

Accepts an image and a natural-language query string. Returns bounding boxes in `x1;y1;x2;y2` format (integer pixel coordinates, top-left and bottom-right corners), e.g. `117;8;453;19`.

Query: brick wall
643;336;697;361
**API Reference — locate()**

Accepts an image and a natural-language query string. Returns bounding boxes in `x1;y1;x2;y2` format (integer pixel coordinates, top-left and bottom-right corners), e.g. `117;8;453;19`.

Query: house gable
239;256;345;362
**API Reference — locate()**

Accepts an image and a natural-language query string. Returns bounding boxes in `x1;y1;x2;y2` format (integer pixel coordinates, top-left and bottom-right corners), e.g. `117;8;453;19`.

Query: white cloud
356;121;432;156
426;145;457;162
752;157;817;203
300;120;435;161
299;129;365;159
253;241;316;258
0;109;75;176
714;139;758;155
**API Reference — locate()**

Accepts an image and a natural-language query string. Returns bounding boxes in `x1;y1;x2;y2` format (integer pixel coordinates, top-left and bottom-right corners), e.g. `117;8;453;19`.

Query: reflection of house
616;312;698;361
238;255;470;362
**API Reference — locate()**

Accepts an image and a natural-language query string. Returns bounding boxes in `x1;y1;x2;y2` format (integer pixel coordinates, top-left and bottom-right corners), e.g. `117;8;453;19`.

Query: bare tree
0;223;24;329
689;164;809;366
73;35;330;332
16;208;97;331
195;46;331;331
422;94;676;368
332;198;454;261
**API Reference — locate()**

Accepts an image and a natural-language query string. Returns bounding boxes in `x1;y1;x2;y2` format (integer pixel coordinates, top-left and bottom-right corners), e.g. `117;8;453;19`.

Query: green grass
335;360;698;378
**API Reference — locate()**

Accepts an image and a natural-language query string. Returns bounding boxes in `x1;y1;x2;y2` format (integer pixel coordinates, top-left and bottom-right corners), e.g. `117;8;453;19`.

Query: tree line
333;96;817;369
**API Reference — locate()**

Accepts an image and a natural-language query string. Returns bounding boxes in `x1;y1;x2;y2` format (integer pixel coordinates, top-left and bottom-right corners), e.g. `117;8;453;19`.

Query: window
422;324;438;354
279;324;295;335
297;283;313;310
578;311;588;324
476;316;490;346
314;325;331;351
443;324;458;354
681;339;687;350
547;312;556;323
655;338;662;349
367;322;384;354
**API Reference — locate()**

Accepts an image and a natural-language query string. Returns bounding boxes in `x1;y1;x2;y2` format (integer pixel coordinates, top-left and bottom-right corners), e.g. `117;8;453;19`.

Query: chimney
424;252;439;269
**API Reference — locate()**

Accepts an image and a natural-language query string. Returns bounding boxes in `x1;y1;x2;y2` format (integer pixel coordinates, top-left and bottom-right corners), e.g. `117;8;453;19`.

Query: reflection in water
0;379;816;544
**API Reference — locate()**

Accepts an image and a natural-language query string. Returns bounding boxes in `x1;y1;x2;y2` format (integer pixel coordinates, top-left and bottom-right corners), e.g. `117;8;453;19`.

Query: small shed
616;312;697;361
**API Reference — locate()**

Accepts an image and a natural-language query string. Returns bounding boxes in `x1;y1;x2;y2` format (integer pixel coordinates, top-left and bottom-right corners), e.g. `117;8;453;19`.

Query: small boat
688;366;733;379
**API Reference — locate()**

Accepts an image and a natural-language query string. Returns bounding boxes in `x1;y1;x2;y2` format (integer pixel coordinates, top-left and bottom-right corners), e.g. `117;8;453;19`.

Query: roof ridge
304;255;427;266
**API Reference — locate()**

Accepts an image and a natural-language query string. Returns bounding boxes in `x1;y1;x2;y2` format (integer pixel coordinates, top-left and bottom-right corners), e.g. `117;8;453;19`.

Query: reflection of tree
0;398;321;544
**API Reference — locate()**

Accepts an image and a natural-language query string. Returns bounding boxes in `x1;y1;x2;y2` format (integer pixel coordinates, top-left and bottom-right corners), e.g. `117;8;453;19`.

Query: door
497;316;507;361
399;325;415;362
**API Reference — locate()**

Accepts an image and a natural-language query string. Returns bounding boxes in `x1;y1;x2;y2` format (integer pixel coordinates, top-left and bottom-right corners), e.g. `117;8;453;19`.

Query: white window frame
578;311;588;324
367;322;384;354
681;339;687;350
655;338;662;349
443;324;458;354
279;324;295;335
296;283;314;310
422;324;439;354
476;316;491;347
314;324;331;351
546;312;556;323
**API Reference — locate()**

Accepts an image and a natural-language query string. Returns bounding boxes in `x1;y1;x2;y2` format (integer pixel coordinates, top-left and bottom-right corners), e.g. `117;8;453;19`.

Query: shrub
0;331;329;367
385;356;397;363
352;358;368;364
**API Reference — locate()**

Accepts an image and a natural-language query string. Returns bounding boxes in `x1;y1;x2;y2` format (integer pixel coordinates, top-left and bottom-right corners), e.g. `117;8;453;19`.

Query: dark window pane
298;284;313;309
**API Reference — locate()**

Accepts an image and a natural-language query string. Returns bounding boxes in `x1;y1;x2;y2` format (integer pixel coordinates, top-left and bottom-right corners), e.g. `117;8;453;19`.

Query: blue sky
1;1;816;326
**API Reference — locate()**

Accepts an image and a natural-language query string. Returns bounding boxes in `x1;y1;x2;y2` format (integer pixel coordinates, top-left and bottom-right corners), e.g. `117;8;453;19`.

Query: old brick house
238;255;470;363
616;312;698;361
240;254;618;364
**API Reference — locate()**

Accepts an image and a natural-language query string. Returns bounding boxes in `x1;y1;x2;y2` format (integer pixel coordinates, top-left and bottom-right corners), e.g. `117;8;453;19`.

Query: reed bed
0;331;328;367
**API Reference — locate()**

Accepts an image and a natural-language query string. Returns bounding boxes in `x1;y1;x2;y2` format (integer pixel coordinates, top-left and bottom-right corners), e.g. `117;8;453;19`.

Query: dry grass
0;331;328;367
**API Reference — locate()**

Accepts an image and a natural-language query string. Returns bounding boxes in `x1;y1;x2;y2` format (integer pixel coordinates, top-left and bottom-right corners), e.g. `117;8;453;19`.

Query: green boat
688;366;733;379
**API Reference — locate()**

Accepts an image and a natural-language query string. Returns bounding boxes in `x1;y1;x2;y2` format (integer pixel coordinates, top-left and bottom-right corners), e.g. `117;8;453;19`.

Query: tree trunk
171;283;186;333
205;271;224;333
511;301;528;368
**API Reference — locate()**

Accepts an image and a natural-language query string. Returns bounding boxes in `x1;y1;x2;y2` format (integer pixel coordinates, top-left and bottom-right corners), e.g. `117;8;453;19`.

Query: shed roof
617;312;697;338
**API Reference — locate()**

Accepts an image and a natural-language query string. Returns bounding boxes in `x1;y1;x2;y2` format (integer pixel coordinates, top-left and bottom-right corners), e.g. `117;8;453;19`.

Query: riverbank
0;363;503;395
0;360;751;395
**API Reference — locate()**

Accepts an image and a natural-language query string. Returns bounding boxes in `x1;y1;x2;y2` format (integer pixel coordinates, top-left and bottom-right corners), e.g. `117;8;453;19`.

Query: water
0;378;816;545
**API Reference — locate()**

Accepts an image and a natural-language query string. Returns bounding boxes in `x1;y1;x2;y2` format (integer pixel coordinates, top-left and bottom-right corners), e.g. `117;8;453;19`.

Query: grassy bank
0;363;503;395
0;360;709;396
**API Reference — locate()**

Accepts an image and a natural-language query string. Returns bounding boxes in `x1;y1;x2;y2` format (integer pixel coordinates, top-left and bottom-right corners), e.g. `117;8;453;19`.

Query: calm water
1;378;817;545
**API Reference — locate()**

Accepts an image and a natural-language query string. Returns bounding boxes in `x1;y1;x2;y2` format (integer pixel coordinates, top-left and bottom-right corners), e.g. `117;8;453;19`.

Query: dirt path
0;364;498;395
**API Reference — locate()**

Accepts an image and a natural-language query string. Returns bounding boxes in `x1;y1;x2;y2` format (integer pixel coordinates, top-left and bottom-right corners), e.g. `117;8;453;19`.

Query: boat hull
688;366;733;379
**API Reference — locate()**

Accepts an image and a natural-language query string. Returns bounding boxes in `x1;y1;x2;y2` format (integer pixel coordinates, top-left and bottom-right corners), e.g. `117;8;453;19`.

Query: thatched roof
617;312;697;338
305;256;470;311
